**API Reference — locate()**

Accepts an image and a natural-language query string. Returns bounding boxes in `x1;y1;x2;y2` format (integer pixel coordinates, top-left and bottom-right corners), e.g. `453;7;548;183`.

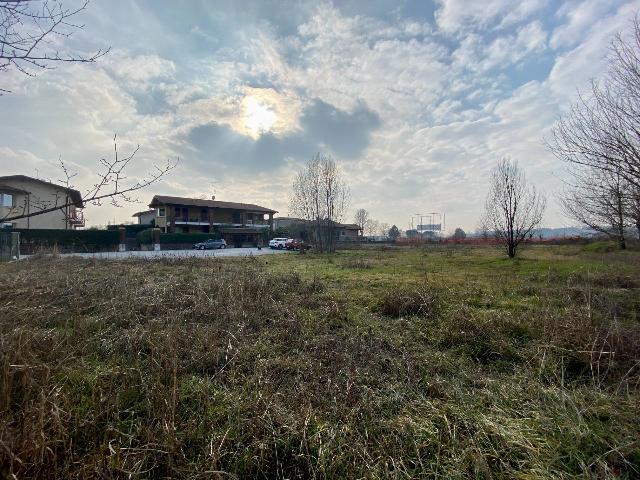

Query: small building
132;209;156;225
337;223;361;241
149;195;277;247
0;175;84;229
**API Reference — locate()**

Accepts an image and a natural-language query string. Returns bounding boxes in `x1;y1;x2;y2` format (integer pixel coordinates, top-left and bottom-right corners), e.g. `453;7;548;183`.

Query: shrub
136;228;154;245
377;286;439;318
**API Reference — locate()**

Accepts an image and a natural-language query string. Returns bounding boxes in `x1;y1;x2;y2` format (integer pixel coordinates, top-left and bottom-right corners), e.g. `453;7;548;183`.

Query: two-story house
149;195;277;246
0;175;84;229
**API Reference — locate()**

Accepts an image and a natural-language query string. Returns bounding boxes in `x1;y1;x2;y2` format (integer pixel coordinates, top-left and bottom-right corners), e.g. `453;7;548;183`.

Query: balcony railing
69;210;85;227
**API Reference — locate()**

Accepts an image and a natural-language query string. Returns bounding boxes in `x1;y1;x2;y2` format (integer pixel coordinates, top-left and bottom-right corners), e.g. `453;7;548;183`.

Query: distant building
148;195;277;246
0;175;84;229
273;217;305;230
338;223;361;241
132;209;155;225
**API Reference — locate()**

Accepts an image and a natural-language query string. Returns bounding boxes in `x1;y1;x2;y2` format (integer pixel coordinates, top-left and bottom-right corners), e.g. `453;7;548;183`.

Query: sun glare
243;96;277;136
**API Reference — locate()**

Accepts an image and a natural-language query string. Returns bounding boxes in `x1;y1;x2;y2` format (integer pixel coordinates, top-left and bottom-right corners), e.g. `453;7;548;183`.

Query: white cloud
434;0;547;34
2;0;639;231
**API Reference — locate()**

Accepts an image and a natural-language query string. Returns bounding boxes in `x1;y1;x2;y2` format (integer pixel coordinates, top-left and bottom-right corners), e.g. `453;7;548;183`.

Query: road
20;247;290;260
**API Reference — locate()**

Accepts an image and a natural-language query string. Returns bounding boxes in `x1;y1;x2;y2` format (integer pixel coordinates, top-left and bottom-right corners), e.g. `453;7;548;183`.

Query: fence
0;231;20;261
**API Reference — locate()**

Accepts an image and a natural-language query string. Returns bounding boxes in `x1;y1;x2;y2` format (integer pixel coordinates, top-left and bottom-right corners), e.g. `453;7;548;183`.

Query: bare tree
1;135;177;224
482;158;546;258
365;218;379;237
548;17;640;192
289;153;350;253
630;184;640;239
354;208;370;233
378;222;390;237
561;166;632;249
1;0;108;92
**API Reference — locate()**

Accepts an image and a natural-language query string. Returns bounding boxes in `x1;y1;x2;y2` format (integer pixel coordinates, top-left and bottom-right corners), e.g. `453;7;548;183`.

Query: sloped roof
149;195;277;214
0;175;83;208
340;223;361;230
132;209;155;217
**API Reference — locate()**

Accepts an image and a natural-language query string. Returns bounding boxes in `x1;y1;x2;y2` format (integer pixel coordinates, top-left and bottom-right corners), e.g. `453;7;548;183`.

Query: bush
377;286;439;318
136;228;154;245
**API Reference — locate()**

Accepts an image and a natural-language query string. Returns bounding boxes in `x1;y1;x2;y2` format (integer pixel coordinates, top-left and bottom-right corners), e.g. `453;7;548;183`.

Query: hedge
15;228;119;248
108;224;153;236
159;233;220;244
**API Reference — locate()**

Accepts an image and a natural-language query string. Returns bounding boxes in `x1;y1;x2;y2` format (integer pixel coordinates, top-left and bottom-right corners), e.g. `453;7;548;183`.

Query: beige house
0;175;84;230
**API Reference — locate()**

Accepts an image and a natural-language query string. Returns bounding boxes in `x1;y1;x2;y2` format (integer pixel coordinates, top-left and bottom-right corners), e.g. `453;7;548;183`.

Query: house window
1;193;13;207
157;207;166;217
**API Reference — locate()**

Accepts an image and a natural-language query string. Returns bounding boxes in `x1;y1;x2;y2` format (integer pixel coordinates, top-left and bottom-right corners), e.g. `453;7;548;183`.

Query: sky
1;0;639;232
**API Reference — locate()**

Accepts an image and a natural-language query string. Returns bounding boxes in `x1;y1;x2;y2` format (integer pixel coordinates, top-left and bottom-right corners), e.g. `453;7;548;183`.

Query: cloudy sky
1;0;639;231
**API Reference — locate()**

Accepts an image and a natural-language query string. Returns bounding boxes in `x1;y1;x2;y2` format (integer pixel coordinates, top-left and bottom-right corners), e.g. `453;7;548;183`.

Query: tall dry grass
0;255;639;478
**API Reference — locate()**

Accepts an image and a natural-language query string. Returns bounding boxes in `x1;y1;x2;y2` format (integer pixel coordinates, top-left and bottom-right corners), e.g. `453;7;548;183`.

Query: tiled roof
149;195;277;214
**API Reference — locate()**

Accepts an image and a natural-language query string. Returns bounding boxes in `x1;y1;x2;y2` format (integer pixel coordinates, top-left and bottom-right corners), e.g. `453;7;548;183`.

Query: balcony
174;217;209;226
69;210;85;227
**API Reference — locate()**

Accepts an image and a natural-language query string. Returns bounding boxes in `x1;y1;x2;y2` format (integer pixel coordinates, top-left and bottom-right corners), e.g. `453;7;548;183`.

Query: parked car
193;238;227;250
269;237;290;249
285;238;310;250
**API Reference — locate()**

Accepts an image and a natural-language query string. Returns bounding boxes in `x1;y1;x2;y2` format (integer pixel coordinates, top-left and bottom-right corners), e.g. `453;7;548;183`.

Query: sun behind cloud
243;95;277;137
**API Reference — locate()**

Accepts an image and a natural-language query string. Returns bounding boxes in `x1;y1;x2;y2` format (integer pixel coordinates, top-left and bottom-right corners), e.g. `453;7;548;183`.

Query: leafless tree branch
0;0;109;93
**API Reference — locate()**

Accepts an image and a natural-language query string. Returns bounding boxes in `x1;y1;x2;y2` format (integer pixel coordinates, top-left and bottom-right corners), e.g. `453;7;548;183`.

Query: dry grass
1;247;639;479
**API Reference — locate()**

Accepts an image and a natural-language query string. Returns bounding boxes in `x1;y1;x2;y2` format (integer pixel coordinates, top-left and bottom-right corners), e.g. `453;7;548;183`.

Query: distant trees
0;0;108;93
482;158;546;258
290;153;350;253
452;228;466;240
354;208;370;233
388;225;400;240
365;219;379;237
548;17;640;247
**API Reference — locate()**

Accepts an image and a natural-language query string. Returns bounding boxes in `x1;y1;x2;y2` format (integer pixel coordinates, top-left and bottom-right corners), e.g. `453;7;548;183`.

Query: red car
285;239;310;250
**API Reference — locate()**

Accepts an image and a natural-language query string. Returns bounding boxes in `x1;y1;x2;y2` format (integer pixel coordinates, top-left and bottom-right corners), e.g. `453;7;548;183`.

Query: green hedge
16;228;119;247
160;233;220;244
108;224;153;236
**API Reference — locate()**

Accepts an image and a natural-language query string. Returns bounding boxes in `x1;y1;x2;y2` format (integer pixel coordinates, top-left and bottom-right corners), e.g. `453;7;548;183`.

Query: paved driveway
21;247;290;260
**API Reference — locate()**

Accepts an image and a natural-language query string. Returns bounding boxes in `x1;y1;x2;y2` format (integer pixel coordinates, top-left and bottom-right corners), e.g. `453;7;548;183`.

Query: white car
269;237;290;249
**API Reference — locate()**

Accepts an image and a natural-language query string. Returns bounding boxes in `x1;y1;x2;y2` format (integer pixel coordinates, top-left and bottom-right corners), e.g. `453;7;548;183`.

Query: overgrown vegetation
1;245;639;478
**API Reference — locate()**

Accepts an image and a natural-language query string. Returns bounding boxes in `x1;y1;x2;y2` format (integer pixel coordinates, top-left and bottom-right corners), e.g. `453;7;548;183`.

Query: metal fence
0;231;20;261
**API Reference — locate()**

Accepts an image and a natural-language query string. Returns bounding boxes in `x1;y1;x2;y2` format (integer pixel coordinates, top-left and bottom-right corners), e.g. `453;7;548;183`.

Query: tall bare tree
289;153;350;253
1;136;176;224
548;17;640;193
630;184;640;239
1;0;108;92
354;208;370;233
482;158;546;258
561;166;631;249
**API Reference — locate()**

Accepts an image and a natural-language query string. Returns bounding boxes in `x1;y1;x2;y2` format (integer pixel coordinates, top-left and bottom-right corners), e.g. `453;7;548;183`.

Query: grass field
1;244;639;479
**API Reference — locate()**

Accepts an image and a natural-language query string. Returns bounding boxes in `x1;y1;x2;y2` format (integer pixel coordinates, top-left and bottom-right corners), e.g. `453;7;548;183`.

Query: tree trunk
619;235;627;250
508;243;516;258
